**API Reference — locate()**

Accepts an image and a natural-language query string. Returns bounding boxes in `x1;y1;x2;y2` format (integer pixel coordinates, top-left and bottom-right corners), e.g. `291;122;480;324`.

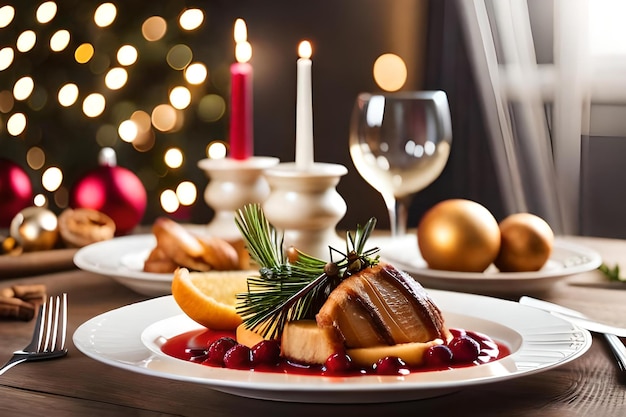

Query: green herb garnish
599;263;624;282
234;203;379;339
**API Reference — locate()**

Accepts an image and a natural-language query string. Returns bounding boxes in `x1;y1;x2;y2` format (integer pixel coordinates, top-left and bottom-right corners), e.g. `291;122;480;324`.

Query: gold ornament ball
494;213;554;272
10;206;59;252
417;199;501;272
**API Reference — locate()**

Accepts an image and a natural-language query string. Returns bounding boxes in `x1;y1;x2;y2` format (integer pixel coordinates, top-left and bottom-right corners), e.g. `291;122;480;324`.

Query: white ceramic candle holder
262;162;348;260
198;156;279;240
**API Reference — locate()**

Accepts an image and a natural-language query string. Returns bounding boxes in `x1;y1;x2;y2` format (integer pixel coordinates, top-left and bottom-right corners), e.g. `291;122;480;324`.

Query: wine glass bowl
349;91;452;236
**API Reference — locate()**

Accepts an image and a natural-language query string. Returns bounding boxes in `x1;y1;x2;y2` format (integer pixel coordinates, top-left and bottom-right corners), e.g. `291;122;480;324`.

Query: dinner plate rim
72;291;591;403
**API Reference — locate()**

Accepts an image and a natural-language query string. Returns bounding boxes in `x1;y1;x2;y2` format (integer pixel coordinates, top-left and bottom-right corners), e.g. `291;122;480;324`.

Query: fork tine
41;296;54;352
59;293;67;351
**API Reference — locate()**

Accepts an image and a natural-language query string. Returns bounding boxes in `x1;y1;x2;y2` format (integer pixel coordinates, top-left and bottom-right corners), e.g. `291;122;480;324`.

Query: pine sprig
234;203;379;339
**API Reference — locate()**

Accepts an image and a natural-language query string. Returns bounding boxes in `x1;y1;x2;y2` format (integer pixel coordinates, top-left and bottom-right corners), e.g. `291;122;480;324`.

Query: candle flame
235;41;252;63
298;40;312;59
234;18;247;43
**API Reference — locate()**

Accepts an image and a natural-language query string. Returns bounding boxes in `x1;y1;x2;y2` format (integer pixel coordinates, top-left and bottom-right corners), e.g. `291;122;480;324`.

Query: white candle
296;40;314;170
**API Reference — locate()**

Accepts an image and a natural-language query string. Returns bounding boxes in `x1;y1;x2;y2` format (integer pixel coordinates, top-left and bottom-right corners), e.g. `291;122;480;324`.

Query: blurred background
4;0;622;238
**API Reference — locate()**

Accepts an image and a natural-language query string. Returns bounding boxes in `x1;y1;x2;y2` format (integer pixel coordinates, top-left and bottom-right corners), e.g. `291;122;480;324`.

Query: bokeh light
7;112;26;136
26;146;45;170
185;62;207;84
118;119;137;142
166;44;193;70
0;47;14;71
176;181;197;205
94;3;117;27
179;9;204;31
0;5;15;28
17;31;37;52
34;194;47;207
142;16;167;41
117;45;138;66
373;53;407;92
104;67;128;90
198;94;225;122
151;103;178;131
207;141;227;159
0;90;14;112
13;76;34;101
164;147;183;168
169;86;191;109
82;93;106;117
42;166;63;192
160;189;179;213
75;43;94;63
130;110;151;132
58;83;79;106
36;2;57;24
50;29;70;52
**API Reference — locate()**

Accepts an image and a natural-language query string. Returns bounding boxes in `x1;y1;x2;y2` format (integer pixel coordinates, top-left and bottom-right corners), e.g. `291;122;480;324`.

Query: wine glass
349;91;452;236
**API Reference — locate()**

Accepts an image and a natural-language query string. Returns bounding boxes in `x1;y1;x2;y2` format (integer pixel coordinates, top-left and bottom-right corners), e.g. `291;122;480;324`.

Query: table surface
1;235;626;416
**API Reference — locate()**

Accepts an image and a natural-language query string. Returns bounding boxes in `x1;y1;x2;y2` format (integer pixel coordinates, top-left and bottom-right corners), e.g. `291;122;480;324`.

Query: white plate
72;291;591;404
73;234;172;296
373;235;602;295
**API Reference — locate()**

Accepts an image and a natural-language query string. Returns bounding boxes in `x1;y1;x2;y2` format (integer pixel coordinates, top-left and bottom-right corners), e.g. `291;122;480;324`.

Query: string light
142;16;167;41
164;147;183;168
16;31;37;52
58;83;79;106
82;93;106;117
75;43;94;63
176;181;197;205
184;62;207;84
94;3;117;27
0;3;225;218
117;45;138;66
179;9;204;31
49;29;70;52
36;2;57;24
0;47;14;71
0;5;15;28
42;167;63;192
104;67;128;90
169;86;191;109
13;76;34;101
6;112;26;136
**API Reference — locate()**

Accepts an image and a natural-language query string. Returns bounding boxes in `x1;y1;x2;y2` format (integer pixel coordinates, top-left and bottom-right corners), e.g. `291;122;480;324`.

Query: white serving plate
73;291;591;404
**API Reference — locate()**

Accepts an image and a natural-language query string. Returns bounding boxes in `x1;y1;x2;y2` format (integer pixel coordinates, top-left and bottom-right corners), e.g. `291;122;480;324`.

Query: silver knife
519;296;626;377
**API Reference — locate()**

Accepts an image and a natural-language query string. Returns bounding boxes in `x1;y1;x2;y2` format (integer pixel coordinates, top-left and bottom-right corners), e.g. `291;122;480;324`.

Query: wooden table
1;235;626;416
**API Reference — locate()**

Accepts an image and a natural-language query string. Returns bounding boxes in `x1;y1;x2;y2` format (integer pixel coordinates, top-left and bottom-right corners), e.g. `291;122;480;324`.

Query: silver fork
0;293;68;376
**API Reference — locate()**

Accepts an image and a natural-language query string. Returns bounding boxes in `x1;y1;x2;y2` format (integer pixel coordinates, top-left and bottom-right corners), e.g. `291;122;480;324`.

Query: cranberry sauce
161;327;511;377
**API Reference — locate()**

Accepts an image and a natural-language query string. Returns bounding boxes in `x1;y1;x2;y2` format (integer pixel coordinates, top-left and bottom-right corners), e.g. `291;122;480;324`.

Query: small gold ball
10;207;59;252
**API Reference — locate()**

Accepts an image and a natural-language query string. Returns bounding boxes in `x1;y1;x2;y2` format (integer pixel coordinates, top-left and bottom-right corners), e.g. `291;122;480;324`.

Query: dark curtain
408;0;505;227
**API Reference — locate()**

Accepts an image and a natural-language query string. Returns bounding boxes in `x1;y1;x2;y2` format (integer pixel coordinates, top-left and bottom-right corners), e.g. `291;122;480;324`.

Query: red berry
223;344;252;369
251;340;281;365
324;353;352;374
374;356;407;375
204;337;237;367
449;336;480;363
423;344;453;368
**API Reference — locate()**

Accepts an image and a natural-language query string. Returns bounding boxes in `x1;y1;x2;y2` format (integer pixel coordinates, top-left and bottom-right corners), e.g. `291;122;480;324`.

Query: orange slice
171;268;255;330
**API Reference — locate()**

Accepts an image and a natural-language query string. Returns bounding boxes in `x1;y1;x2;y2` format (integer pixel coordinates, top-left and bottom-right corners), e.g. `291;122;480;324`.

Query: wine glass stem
385;195;411;237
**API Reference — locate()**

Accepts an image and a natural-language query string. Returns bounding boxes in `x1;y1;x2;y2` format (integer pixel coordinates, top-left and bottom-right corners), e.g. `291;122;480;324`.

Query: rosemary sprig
234;203;379;339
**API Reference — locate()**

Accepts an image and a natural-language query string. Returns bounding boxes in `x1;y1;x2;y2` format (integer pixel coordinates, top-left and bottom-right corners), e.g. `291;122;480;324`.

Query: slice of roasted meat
316;262;451;349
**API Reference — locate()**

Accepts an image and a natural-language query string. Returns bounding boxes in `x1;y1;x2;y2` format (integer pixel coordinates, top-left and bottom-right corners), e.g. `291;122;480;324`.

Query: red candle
229;19;253;160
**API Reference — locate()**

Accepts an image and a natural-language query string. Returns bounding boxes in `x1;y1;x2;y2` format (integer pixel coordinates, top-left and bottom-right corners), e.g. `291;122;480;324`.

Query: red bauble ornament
69;148;147;235
0;158;33;228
